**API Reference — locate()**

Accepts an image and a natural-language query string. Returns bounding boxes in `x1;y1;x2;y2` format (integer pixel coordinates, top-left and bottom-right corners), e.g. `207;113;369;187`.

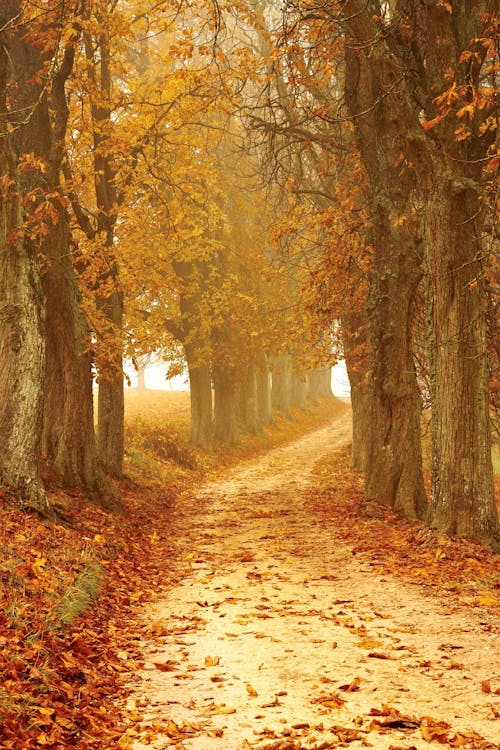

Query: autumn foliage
0;1;499;745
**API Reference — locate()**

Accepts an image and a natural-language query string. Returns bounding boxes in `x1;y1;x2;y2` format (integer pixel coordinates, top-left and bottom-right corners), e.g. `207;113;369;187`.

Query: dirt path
128;413;499;749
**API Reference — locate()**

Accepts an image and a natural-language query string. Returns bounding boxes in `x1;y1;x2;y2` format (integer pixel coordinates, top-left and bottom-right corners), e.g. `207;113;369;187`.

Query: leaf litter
2;408;497;748
125;414;500;749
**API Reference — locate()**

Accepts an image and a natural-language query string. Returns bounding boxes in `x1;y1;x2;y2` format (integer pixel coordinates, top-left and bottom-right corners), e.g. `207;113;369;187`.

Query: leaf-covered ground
0;397;499;749
0;393;343;749
124;415;499;750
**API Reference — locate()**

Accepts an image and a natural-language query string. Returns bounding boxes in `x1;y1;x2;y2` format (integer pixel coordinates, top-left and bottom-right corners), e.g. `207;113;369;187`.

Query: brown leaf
153;660;178;672
449;730;485;747
312;692;345;708
421;725;450;743
339;677;362;692
332;725;365;742
368;651;395;660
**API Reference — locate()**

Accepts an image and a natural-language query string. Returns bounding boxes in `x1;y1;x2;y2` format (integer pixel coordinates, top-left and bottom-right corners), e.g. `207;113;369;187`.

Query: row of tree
0;0;335;512
241;0;499;545
0;0;498;545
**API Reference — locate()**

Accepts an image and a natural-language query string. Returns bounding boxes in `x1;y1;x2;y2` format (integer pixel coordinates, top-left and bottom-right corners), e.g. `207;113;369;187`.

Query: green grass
55;560;103;626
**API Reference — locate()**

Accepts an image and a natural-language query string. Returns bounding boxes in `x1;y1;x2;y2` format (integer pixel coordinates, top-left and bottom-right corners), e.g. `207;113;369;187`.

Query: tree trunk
291;371;308;411
172;258;214;448
186;349;213;450
344;44;427;520
343;310;372;472
256;352;272;426
97;291;124;477
272;352;293;414
83;28;125;478
361;199;427;519
97;381;124;477
41;213;103;495
136;367;147;391
239;364;259;435
213;365;240;444
424;175;499;543
414;2;499;544
9;10;104;498
307;367;332;402
0;33;46;509
348;375;371;472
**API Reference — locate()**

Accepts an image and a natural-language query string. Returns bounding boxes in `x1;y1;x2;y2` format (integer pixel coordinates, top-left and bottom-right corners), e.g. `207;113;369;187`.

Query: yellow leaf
212;704;236;715
246;683;258;697
456;103;475;120
204;655;221;666
34;706;55;716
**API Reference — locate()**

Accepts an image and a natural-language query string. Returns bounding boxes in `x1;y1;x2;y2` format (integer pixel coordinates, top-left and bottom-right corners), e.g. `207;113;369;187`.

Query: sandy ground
128;414;499;749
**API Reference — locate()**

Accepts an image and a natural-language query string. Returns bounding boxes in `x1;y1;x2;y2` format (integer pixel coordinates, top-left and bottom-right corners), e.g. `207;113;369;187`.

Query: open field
124;389;191;431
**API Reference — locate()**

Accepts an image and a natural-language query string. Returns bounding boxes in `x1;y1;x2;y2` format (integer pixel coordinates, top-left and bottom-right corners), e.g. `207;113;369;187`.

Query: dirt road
129;413;499;749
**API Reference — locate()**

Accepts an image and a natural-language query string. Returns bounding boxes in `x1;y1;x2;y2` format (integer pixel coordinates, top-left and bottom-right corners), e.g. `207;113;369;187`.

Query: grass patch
55;559;103;626
126;419;199;469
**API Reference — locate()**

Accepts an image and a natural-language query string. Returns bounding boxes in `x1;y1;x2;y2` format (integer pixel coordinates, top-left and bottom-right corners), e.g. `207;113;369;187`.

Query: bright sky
125;361;351;397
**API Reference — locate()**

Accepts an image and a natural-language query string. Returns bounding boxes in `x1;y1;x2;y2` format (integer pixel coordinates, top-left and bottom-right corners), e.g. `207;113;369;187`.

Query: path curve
129;413;499;749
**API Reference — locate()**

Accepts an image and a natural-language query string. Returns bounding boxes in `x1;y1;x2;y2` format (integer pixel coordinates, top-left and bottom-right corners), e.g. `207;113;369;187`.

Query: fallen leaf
212;704;236;715
153;660;178;672
312;692;345;708
357;638;382;649
332;725;365;742
368;651;395;660
246;683;258;696
204;655;221;666
338;677;362;692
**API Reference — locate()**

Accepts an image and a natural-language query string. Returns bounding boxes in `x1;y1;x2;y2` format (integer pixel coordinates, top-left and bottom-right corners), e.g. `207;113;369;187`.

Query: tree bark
307;367;333;402
136;367;147;391
186;346;213;450
172;257;214;448
272;352;293;414
0;27;46;509
256;352;272;426
83;27;125;477
239;364;259;435
9;11;103;497
344;42;427;520
291;371;308;411
342;310;371;472
41;212;103;494
213;365;240;444
97;292;124;476
424;175;499;542
413;1;499;543
340;0;496;535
